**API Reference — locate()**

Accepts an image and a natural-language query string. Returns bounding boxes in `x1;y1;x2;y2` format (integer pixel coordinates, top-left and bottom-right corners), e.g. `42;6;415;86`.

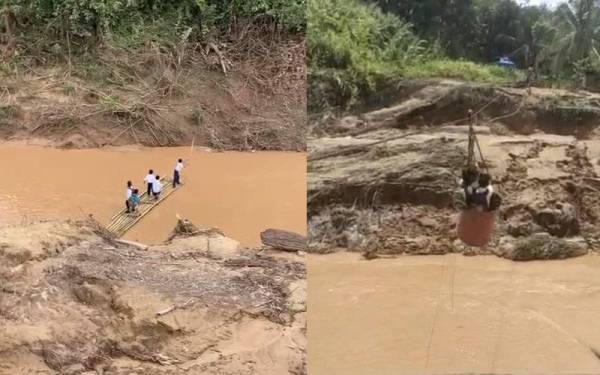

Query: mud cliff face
0;221;306;374
0;36;306;151
308;83;600;260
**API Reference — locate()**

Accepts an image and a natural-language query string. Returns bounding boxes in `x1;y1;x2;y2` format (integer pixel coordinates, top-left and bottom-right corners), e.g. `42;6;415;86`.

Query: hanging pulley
457;109;497;247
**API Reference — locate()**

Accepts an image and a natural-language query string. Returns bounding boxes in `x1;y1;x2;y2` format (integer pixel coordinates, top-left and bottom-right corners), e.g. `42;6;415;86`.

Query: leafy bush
1;0;305;51
308;0;427;110
307;0;525;111
230;0;305;31
308;0;425;72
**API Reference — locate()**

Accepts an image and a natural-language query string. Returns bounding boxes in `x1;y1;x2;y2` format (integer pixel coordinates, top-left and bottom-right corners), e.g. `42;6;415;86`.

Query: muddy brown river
0;144;306;246
308;253;600;374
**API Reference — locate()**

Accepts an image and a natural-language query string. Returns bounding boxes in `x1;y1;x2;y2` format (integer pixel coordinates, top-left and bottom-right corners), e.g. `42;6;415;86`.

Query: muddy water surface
308;252;600;374
0;144;306;245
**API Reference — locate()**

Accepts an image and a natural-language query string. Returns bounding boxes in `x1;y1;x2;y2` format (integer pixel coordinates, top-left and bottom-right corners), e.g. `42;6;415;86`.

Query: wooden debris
155;299;193;317
168;218;200;239
208;42;228;76
114;239;149;251
86;214;118;246
156;305;176;316
166;217;225;242
260;229;307;252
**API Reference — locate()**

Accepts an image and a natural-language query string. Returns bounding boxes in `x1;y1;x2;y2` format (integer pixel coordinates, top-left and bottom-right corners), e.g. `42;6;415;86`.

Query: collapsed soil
308;81;600;260
0;37;306;151
0;221;306;374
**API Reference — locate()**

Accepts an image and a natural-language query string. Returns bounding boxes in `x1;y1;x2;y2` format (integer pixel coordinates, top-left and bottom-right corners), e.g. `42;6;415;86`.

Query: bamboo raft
106;178;180;237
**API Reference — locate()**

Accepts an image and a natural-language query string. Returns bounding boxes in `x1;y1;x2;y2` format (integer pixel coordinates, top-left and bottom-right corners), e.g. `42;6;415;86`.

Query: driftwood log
114;239;149;251
260;229;307;252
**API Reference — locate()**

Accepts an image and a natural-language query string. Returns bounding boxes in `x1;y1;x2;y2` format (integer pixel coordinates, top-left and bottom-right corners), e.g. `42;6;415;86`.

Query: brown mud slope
0;221;306;374
308;81;600;260
0;38;305;151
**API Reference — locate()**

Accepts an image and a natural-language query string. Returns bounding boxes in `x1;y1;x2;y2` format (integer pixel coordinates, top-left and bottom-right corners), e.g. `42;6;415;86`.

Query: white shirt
175;162;184;172
466;182;479;195
144;174;156;184
476;184;494;205
459;178;479;194
126;187;133;200
152;179;162;193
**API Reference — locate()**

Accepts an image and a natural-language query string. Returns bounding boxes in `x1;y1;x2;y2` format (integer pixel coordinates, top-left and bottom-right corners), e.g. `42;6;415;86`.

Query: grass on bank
308;59;523;112
403;60;523;83
307;0;523;111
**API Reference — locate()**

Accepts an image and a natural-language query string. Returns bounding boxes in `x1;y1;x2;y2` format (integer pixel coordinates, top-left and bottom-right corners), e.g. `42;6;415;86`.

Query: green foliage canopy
1;0;305;44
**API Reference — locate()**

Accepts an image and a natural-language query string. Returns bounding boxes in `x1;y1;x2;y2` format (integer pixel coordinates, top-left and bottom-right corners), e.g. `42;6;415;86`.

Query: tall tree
375;0;478;59
475;0;525;61
543;0;600;72
491;4;554;67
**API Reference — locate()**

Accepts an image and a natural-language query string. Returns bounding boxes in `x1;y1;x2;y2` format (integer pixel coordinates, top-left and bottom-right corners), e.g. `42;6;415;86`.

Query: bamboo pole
107;184;153;223
106;177;180;237
115;186;178;237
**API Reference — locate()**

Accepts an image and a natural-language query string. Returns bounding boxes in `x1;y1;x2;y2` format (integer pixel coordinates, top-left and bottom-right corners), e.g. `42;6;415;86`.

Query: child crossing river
152;175;162;200
144;170;156;196
173;158;184;188
121;160;188;214
125;181;134;213
128;189;140;214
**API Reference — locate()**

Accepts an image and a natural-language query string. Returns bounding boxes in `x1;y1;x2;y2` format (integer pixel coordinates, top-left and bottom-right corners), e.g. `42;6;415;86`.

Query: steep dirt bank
308;81;600;259
0;220;306;374
0;38;305;151
310;80;600;139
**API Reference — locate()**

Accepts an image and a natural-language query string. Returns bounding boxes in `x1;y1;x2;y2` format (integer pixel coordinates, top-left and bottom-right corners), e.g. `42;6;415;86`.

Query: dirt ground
0;38;306;151
0;220;306;374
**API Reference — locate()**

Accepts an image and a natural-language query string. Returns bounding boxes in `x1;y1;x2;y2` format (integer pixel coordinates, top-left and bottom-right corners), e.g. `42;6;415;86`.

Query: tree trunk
260;229;307;252
1;7;17;57
2;7;16;36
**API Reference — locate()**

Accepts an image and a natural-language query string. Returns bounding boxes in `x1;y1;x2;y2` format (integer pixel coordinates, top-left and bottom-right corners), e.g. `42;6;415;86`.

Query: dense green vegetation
309;0;600;111
376;0;600;75
0;0;305;65
308;0;425;108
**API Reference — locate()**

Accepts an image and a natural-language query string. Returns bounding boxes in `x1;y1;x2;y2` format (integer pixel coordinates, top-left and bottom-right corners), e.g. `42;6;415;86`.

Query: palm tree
541;0;600;73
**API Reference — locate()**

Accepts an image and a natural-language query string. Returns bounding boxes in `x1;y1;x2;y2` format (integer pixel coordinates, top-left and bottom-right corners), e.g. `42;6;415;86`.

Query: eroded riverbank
0;144;306;246
0;220;306;374
307;83;600;374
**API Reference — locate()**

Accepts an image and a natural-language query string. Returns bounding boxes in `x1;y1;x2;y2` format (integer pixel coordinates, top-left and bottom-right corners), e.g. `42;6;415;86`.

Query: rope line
467;110;476;168
424;255;448;371
490;261;516;372
475;133;490;175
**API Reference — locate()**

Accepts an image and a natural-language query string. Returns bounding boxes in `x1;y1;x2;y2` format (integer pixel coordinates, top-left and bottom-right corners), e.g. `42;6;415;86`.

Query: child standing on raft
144;170;155;196
128;189;141;214
125;181;134;213
173;159;184;188
152;175;162;200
